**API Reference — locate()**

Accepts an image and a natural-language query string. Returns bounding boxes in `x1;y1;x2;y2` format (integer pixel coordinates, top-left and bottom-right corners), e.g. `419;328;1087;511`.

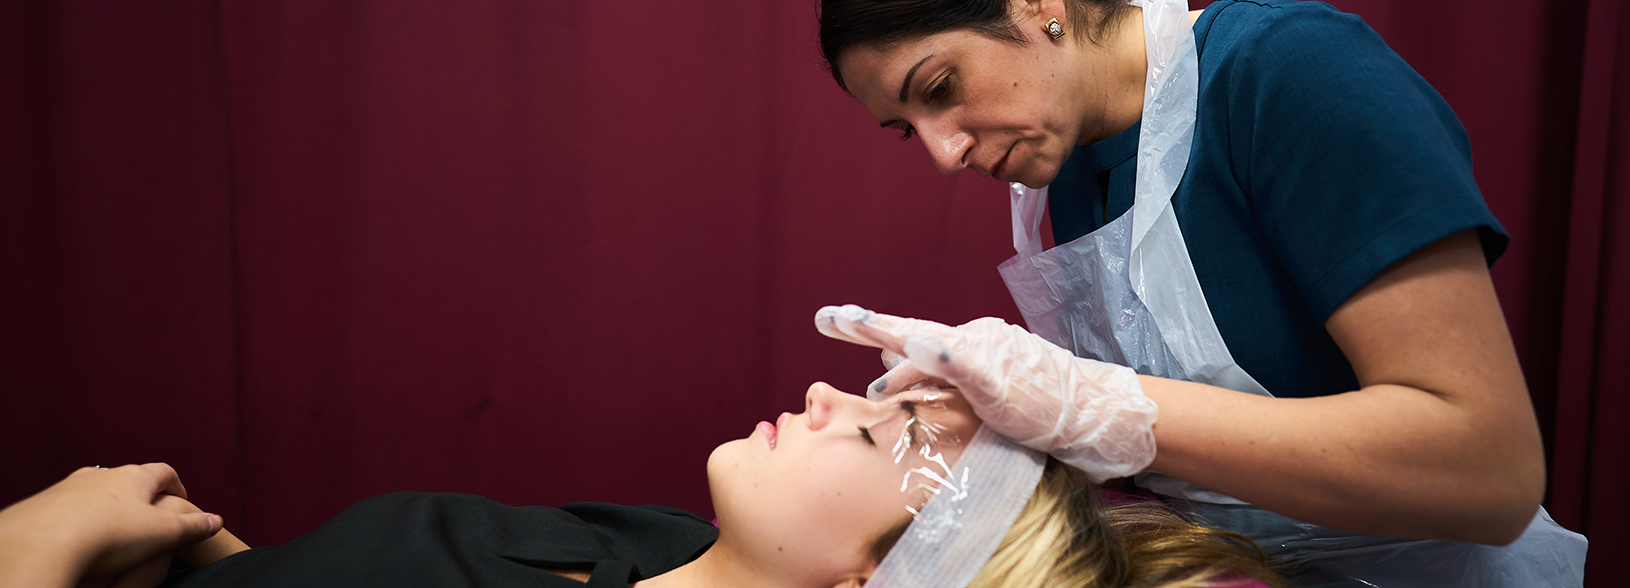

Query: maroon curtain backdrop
2;0;1623;583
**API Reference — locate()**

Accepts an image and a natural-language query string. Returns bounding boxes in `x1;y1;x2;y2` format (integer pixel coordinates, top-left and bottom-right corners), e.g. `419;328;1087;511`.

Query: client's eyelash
861;399;923;448
900;401;921;444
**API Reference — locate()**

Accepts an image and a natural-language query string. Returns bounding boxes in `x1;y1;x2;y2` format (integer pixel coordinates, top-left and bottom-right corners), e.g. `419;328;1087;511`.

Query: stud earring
1043;18;1064;40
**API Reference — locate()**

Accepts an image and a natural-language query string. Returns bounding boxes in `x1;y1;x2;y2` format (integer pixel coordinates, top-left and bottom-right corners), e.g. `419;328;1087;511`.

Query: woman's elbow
1453;454;1545;545
1462;502;1539;546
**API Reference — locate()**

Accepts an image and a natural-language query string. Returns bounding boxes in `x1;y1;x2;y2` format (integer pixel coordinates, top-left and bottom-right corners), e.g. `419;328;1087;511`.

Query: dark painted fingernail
871;376;888;392
939;350;951;363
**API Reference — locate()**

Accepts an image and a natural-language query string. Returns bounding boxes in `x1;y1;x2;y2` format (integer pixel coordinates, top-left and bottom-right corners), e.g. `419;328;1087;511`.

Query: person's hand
0;464;224;588
150;494;250;572
814;304;1159;482
94;493;252;588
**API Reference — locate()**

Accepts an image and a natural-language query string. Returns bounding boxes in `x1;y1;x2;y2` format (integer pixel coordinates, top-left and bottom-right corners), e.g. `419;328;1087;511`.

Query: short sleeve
1225;2;1508;321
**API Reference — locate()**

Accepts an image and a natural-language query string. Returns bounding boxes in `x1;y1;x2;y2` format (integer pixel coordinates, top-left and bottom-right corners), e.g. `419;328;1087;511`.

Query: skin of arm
1143;230;1545;545
0;524;81;588
0;464;225;588
156;497;251;569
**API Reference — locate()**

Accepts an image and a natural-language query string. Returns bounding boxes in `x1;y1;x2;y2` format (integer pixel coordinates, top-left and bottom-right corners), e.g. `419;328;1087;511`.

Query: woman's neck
1081;8;1208;145
634;541;785;588
1099;9;1152;142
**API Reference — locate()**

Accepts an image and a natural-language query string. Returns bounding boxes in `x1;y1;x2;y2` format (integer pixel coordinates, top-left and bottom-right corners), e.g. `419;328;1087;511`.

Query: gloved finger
816;305;916;349
820;304;962;356
867;360;931;400
903;334;1054;449
880;349;906;370
900;335;1000;405
814;305;871;347
829;305;903;350
854;307;961;342
816;304;962;350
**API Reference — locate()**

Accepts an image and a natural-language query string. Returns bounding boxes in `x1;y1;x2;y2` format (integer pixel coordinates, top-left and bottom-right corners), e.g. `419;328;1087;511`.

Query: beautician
810;0;1587;585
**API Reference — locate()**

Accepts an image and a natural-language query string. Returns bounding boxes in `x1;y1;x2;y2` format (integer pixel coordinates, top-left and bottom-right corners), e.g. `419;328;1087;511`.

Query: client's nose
804;382;839;431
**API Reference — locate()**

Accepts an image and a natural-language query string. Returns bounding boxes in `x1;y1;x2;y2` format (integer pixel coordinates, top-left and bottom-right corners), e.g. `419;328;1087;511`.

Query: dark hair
818;0;1134;90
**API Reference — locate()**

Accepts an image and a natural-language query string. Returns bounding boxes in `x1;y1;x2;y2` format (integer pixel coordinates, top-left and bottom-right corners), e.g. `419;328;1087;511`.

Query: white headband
867;425;1047;588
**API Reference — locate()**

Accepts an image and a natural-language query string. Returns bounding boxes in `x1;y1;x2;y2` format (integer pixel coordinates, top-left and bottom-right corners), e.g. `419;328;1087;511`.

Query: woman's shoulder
1200;0;1384;63
1195;0;1443;130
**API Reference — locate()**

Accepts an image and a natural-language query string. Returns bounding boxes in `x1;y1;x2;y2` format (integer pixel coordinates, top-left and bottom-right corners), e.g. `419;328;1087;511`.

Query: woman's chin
1012;156;1063;189
705;439;750;500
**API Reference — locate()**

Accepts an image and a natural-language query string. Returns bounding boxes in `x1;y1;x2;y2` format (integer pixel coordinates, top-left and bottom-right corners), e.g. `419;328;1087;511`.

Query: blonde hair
873;458;1287;588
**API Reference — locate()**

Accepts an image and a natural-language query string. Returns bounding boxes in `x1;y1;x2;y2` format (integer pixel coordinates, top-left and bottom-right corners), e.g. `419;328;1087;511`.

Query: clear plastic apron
995;1;1586;585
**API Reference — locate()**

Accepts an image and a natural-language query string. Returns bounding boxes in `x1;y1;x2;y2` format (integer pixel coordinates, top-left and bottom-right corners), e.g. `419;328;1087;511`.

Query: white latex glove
814;304;1158;482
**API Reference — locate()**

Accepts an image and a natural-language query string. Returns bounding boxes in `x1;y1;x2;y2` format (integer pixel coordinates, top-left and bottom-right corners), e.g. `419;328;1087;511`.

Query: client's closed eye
858;400;924;448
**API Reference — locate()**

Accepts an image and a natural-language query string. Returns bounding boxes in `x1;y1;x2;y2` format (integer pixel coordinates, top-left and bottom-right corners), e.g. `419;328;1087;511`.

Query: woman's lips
757;415;785;450
756;413;791;449
756;421;776;449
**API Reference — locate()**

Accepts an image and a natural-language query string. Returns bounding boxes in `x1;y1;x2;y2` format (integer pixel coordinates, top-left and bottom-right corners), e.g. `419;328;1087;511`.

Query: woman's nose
804;382;842;431
919;124;973;176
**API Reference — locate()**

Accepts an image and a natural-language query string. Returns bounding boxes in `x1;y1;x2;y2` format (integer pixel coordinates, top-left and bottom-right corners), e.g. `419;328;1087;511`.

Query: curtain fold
1551;0;1627;580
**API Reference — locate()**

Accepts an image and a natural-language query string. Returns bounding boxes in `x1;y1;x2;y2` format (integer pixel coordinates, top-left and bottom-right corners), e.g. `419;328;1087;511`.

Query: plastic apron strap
1125;0;1267;396
1010;184;1048;260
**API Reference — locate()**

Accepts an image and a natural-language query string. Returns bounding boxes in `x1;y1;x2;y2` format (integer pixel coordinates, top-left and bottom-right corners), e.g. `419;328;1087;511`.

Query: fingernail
208;514;223;531
871;376;888;393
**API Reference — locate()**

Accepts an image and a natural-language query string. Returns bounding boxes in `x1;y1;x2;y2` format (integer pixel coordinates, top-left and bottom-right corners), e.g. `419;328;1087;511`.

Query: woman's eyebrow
899;54;935;102
863;399;918;430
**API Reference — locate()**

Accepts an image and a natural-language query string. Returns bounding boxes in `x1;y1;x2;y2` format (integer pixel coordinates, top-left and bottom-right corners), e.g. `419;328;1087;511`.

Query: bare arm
154;496;251;569
1144;230;1544;544
0;464;225;588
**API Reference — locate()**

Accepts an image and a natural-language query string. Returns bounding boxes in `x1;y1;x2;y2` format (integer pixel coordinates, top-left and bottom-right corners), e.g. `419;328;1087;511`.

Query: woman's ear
1020;0;1071;26
1019;0;1044;20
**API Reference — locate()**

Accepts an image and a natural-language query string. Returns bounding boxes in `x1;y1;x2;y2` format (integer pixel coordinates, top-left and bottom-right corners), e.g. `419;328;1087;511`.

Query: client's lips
757;414;785;450
755;421;775;449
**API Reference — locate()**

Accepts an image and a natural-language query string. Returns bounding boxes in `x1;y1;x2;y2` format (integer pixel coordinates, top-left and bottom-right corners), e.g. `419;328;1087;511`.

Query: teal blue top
1047;0;1508;398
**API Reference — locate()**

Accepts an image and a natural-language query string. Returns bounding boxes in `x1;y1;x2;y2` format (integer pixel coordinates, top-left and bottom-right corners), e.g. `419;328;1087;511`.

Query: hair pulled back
872;458;1289;588
818;0;1133;89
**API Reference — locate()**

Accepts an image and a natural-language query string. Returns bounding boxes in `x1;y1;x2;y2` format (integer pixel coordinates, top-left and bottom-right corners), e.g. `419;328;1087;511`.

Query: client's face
707;382;981;587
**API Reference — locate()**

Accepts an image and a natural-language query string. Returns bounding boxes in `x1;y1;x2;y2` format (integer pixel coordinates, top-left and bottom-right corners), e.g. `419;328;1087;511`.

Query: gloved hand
814;304;1158;482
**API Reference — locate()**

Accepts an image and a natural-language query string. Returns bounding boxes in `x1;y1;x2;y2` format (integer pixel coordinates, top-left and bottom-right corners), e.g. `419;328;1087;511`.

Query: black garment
162;492;718;588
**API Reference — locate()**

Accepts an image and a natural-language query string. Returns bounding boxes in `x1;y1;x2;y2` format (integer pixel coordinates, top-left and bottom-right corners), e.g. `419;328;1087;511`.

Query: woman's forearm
1142;375;1544;545
0;525;83;588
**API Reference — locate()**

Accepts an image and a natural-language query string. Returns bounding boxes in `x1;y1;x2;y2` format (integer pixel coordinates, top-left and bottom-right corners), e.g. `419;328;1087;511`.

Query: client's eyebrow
899;54;934;102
